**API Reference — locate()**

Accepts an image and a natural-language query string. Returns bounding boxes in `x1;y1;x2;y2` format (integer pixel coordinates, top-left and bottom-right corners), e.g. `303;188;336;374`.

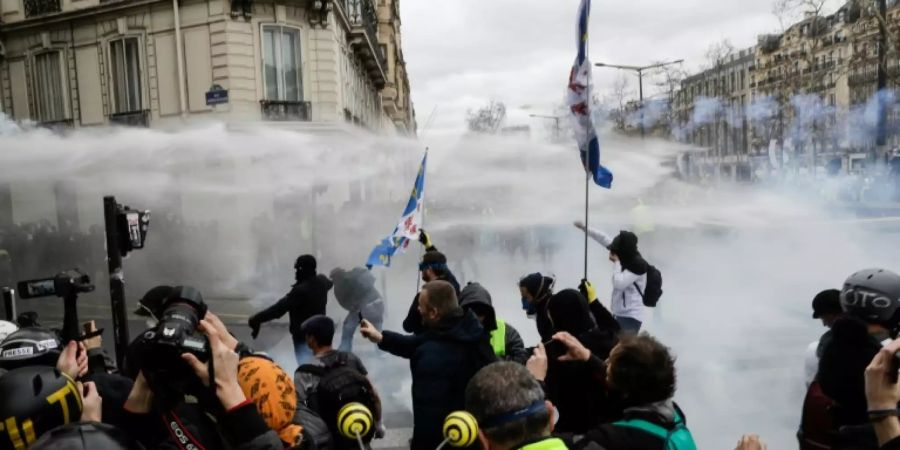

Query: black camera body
17;269;94;300
131;286;210;404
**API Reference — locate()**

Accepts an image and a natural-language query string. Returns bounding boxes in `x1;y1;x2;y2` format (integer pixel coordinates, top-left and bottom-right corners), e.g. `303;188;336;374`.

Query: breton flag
567;0;613;188
366;150;428;267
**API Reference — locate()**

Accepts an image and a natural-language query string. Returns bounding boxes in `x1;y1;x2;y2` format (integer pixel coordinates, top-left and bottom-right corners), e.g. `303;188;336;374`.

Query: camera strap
207;351;217;405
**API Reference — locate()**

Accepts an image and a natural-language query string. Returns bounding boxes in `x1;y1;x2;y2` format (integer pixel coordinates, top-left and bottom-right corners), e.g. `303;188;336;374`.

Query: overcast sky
399;0;845;135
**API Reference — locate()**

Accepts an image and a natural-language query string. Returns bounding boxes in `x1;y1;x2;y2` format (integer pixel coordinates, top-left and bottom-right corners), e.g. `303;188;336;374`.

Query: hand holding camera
181;318;245;410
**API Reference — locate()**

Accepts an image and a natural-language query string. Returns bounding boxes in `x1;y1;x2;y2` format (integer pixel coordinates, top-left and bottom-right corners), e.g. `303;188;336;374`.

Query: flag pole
416;147;429;293
584;172;589;280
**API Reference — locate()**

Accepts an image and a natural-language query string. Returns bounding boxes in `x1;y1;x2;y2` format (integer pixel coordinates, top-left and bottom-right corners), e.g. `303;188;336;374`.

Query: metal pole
638;69;645;138
104;196;129;369
1;287;14;322
583;172;589;280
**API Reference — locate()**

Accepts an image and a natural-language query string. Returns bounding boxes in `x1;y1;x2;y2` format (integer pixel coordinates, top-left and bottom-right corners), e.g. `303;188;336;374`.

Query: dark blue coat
379;309;496;450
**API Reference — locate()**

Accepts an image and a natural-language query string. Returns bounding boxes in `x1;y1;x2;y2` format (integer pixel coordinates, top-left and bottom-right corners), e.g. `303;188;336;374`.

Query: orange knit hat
237;356;303;447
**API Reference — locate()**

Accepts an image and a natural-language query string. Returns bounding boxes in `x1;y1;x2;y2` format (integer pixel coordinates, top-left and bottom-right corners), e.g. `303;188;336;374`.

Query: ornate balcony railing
24;0;60;17
260;100;312;121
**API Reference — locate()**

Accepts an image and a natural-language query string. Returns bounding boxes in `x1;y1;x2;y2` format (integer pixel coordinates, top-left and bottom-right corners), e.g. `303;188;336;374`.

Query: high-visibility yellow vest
490;319;506;357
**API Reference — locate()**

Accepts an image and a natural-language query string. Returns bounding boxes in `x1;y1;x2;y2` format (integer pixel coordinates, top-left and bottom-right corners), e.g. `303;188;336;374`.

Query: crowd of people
1;222;900;450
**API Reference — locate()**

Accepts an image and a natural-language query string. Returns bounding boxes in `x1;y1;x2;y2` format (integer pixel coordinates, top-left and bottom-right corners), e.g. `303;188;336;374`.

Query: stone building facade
0;0;416;135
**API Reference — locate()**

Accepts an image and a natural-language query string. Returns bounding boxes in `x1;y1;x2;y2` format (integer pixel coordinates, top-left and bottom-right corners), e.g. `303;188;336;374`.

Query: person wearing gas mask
248;254;334;365
402;230;461;334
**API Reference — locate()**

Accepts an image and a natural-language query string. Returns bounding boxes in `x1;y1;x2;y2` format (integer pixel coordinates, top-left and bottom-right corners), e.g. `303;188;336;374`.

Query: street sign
206;84;229;106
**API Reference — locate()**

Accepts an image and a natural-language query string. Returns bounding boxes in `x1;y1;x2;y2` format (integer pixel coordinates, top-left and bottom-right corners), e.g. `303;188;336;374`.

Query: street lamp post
595;59;683;137
530;114;562;142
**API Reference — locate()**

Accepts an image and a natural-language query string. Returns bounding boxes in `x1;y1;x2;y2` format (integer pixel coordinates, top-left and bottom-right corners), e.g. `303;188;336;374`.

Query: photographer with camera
122;286;283;450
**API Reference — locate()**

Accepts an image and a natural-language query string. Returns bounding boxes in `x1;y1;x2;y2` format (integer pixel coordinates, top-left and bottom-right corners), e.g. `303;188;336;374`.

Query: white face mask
552;406;559;426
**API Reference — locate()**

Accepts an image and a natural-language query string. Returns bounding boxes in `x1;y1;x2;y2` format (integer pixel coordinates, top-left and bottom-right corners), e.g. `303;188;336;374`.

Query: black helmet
0;327;61;370
0;366;82;450
840;268;900;325
30;421;139;450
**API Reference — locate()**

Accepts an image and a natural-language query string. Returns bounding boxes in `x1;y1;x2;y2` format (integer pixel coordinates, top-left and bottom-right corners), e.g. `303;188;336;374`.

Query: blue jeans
339;300;385;353
615;316;642;335
292;334;314;366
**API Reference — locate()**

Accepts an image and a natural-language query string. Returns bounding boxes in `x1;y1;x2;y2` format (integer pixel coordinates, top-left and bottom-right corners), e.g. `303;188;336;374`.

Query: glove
418;229;433;248
248;318;260;339
579;279;598;304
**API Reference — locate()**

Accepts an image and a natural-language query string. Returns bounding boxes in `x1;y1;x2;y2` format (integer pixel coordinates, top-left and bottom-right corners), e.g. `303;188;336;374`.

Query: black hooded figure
248;254;333;365
459;282;529;364
543;289;621;434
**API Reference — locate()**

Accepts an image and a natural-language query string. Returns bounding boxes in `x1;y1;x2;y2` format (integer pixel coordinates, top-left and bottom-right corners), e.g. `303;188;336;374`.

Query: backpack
614;410;697;450
298;354;380;443
797;380;839;450
634;265;663;307
294;402;334;450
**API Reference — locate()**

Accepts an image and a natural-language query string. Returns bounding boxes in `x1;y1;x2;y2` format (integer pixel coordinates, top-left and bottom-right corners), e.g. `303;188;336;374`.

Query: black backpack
298;354;380;443
634;265;663;307
294;402;334;450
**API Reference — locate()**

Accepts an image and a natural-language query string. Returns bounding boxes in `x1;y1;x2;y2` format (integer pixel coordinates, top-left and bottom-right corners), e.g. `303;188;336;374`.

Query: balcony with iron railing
109;110;150;127
260;100;312;121
24;0;60;17
335;0;387;89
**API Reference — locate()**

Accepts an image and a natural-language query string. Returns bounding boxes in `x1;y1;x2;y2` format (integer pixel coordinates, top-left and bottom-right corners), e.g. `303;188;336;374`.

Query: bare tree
773;0;832;30
602;74;635;130
466;100;507;134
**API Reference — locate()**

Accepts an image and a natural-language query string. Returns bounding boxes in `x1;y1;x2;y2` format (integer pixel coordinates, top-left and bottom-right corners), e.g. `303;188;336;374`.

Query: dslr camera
130;286;210;403
17;269;94;300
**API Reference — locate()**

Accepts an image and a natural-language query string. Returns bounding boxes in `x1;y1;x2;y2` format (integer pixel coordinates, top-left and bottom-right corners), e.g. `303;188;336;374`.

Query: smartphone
542;339;567;359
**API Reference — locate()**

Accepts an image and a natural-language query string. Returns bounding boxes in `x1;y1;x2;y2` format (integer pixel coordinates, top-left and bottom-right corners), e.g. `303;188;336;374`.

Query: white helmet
0;320;18;343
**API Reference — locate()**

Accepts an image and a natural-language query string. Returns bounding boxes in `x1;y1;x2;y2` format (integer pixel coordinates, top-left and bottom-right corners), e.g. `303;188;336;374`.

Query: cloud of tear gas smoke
625;98;670;130
1;114;899;448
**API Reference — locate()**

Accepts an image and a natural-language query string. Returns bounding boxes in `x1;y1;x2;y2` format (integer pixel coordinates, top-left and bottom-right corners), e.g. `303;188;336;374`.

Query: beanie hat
237;356;303;447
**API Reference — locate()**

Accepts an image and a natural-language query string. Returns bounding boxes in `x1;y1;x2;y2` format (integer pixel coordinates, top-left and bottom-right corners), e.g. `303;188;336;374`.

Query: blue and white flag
366;151;428;268
567;0;613;188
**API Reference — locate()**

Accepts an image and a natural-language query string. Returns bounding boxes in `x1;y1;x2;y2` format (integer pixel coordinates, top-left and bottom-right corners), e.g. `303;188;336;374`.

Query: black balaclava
295;254;317;283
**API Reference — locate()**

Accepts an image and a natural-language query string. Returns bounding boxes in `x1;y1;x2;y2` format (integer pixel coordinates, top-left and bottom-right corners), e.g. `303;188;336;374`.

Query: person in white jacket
574;221;648;333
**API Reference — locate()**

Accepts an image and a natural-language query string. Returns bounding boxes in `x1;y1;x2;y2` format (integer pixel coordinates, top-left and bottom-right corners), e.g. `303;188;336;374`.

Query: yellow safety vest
490;319;506;358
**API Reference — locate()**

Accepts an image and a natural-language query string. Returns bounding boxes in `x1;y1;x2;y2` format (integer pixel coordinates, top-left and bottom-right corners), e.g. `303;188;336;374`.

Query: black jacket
459;282;529;364
379;309;496;450
402;271;461;334
544;289;620;433
536;289;620;343
572;401;691;450
818;316;885;428
250;273;334;336
122;400;283;450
